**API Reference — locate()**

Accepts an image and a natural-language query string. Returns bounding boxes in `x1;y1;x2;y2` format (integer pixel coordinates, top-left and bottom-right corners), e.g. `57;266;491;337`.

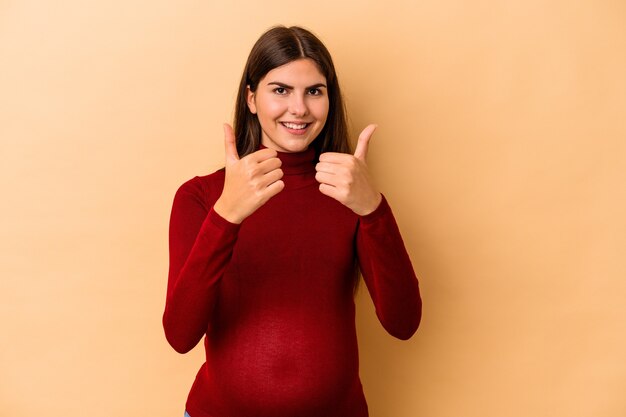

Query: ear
246;85;257;114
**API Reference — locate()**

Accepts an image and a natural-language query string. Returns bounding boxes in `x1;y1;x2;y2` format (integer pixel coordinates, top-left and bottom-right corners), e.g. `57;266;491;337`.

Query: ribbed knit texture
163;146;421;417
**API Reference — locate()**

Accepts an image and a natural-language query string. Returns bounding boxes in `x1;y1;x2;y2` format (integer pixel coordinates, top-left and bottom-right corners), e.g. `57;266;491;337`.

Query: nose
288;92;308;117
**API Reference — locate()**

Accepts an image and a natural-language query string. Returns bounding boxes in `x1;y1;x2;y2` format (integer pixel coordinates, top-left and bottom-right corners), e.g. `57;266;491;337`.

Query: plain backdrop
1;1;625;416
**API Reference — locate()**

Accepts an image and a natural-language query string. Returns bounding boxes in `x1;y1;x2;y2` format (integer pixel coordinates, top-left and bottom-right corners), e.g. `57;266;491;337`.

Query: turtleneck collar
256;144;317;190
260;144;317;175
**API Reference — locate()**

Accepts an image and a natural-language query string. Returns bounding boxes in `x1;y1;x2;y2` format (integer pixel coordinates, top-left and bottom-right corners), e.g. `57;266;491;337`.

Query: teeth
282;122;307;129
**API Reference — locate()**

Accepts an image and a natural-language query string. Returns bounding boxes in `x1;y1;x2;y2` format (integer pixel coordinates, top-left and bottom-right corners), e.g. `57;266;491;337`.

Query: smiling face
246;58;329;153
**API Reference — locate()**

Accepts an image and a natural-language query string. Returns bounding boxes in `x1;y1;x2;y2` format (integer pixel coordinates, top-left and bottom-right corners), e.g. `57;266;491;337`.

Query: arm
162;177;240;353
315;124;421;339
356;195;422;340
163;124;284;353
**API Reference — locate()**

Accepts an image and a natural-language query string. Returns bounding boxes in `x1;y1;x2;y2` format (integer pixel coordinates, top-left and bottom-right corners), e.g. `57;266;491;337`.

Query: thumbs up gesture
213;123;285;224
315;124;382;216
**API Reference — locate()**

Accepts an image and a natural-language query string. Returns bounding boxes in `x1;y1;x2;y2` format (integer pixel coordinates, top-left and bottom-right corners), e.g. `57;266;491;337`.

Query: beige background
1;1;625;416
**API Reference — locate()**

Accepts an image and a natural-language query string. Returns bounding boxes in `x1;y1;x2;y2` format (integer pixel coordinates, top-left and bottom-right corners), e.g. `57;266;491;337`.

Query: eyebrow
267;82;327;89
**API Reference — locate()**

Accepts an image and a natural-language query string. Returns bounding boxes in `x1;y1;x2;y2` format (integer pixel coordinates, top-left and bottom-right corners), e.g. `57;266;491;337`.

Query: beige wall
1;1;625;416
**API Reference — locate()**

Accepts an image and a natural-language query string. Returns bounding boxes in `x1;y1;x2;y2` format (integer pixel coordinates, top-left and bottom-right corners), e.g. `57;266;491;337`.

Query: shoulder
173;169;225;211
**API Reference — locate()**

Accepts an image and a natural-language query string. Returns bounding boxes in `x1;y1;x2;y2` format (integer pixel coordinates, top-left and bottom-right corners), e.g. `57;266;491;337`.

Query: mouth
280;121;311;135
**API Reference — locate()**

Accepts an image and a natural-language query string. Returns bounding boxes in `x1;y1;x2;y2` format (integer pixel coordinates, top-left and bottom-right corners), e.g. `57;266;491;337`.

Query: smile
280;122;310;130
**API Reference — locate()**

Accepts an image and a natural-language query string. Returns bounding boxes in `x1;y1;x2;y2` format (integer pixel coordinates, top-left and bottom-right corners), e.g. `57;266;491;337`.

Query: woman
163;25;422;417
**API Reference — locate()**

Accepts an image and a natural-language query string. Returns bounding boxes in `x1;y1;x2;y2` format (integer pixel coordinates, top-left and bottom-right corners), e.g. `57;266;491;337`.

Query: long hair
233;26;350;158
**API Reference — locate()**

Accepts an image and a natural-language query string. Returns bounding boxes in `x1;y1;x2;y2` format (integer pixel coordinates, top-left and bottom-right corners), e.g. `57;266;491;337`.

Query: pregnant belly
204;312;359;415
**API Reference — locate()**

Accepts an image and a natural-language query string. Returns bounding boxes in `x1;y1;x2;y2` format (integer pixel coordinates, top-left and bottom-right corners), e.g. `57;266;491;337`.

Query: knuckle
254;188;265;199
250;177;262;189
249;166;261;178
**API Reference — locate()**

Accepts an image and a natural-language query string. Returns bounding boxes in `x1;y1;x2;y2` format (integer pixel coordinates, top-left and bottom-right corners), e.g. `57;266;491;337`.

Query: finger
314;171;337;186
318;152;352;164
318;183;344;203
262;167;284;185
264;179;285;198
315;161;340;174
247;147;278;163
353;124;377;161
223;123;239;163
257;156;282;174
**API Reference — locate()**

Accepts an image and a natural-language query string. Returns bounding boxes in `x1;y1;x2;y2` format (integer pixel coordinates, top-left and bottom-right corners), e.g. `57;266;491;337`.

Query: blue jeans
184;412;191;417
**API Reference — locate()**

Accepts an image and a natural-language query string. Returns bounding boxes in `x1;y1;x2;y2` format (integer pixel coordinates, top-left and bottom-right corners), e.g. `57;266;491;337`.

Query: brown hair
233;25;350;158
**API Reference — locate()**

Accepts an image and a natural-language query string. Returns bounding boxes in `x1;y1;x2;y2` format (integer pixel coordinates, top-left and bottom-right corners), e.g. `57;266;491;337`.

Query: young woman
163;25;422;417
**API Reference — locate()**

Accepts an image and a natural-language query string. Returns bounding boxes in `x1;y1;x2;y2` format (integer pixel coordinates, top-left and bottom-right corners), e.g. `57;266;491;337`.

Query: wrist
356;192;382;216
213;197;244;224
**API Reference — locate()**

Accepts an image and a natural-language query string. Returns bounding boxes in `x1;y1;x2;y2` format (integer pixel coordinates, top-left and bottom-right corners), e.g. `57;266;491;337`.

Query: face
247;58;329;153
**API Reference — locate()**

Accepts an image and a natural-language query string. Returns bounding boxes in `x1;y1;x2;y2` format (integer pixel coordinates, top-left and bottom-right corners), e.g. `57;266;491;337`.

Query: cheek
314;99;330;123
257;97;285;121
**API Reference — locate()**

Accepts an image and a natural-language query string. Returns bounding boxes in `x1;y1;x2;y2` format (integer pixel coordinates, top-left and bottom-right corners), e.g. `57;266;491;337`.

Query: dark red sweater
163;146;421;417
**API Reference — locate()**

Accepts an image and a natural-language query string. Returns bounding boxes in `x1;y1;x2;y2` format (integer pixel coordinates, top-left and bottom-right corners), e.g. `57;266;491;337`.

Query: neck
261;145;317;190
260;145;317;176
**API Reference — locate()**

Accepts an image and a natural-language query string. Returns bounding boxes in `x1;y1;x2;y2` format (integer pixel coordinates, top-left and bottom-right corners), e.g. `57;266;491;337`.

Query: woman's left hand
315;124;382;216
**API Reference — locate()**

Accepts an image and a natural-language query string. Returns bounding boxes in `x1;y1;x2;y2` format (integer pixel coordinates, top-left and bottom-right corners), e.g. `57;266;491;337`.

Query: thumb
223;123;239;163
353;124;377;161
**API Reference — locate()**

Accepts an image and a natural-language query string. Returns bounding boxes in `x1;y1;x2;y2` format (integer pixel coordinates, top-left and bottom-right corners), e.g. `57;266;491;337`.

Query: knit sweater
163;145;421;417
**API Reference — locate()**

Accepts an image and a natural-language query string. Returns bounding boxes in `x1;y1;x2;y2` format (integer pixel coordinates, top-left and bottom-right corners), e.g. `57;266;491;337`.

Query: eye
273;87;287;95
307;88;322;96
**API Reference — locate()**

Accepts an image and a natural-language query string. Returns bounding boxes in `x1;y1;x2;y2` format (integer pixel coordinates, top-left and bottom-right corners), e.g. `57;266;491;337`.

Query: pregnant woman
163;25;422;417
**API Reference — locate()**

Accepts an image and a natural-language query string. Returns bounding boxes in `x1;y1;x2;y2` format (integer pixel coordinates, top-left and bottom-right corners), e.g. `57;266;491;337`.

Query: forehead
261;58;326;84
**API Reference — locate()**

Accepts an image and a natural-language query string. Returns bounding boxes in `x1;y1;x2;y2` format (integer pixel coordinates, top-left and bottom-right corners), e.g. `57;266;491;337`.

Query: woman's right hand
213;123;284;224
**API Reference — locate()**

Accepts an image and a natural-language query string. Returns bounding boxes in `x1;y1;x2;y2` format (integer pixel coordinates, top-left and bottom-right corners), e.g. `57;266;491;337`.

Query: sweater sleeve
356;194;422;340
162;176;240;353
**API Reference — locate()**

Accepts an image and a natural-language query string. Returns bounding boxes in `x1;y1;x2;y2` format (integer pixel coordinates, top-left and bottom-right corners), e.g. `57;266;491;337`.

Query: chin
282;143;311;153
272;137;315;153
